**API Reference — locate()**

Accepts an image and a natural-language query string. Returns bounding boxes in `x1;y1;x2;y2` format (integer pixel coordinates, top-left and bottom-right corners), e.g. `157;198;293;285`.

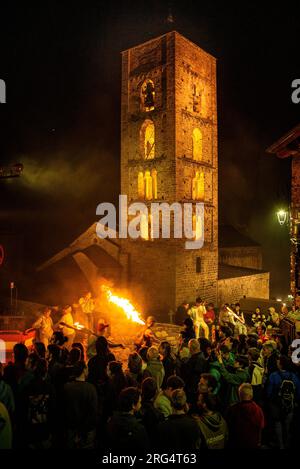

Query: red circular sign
0;245;4;266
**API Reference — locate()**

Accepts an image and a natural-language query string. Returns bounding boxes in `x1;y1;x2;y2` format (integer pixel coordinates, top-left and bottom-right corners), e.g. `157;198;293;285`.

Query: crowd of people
0;294;300;451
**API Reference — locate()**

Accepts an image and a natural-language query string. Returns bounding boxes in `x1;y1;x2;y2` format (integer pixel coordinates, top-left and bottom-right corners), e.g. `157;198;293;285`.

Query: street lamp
276;209;289;226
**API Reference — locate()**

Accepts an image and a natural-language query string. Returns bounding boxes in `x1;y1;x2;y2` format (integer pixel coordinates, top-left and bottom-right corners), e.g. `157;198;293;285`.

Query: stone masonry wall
217;272;270;306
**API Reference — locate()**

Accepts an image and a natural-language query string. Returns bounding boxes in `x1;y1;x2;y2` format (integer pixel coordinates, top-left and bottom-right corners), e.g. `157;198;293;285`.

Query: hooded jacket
194;412;228;449
143;359;165;390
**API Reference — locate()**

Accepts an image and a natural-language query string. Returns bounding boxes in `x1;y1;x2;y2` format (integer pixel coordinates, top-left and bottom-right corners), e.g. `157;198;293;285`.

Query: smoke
19;150;118;201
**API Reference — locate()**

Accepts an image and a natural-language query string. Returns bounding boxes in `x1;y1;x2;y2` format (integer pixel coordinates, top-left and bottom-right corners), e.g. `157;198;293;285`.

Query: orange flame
102;285;145;325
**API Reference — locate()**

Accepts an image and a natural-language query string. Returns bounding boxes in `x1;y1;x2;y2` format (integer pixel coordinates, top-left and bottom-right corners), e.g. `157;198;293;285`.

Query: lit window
151;169;157;199
192;171;205;200
192;128;203;161
140;120;155;159
144;170;153;200
138;172;144;199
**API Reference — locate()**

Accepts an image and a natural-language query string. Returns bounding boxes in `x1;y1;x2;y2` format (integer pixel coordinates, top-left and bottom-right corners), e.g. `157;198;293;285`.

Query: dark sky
0;1;299;298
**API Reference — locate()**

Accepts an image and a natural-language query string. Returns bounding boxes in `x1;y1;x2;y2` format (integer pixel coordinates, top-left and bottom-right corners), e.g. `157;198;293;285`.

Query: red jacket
226;400;265;448
204;310;215;323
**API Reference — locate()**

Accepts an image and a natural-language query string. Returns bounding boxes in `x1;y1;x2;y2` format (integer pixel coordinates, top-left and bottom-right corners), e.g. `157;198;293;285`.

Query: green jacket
219;365;250;405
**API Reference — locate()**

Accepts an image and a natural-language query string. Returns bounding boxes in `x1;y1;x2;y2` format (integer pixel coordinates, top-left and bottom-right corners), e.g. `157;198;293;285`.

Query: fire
74;322;84;330
102;285;145;325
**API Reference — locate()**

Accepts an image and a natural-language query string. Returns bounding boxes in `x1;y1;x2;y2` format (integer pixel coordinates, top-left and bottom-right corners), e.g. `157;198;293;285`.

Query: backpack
278;372;296;415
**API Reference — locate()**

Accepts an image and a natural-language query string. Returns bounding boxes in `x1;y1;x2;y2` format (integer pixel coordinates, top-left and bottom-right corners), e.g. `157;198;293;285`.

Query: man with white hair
226;383;265;448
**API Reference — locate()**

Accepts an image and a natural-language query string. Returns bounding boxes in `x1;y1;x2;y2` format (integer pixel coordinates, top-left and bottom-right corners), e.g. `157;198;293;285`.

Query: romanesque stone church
35;32;269;319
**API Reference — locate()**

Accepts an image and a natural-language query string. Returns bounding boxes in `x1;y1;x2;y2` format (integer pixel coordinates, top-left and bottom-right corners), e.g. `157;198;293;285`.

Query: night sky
0;1;299;299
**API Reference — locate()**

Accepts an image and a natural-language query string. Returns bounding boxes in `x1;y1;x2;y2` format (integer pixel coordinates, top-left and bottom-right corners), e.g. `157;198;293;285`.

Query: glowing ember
74;322;84;330
102;285;145;325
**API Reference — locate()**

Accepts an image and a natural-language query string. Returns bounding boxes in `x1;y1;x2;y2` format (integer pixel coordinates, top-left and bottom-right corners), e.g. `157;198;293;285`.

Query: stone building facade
120;31;218;315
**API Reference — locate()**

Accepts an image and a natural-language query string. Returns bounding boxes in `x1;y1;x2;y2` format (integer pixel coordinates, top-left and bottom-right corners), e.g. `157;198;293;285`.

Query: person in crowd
139;347;149;373
267;307;280;328
106;387;150;452
124;352;143;387
32;307;54;348
159;341;176;389
0;400;12;449
193;392;228;449
79;291;95;332
157;389;202;450
139;377;164;445
0;363;15;418
87;336;115;386
26;358;54;449
182;339;208;407
134;316;160;351
198;338;212;358
143;347;165;390
234;303;247;336
218;305;235;334
198;373;218;396
175;346;190;377
251;307;266;329
3;343;34;448
188;297;209;339
154;375;185;418
219;344;235;368
248;347;264;404
203;303;215;340
179;317;196;348
72;342;85;361
33;342;47;359
175;301;190;326
237;334;248;355
63;361;98;449
216;351;250;406
266;355;300;449
262;342;279;383
227;383;264;448
57;305;76;351
106;361;127;416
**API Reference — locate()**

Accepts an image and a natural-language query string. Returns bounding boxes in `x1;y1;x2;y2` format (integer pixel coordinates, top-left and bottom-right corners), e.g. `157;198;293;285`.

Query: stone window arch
141;79;155;112
140;119;155;159
192;128;203;161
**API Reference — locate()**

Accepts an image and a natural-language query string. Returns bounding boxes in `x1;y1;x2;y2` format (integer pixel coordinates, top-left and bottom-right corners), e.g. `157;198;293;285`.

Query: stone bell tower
120;31;218;318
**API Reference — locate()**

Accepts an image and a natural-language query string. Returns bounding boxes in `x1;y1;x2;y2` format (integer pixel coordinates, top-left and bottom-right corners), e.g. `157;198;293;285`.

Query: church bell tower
120;31;218;318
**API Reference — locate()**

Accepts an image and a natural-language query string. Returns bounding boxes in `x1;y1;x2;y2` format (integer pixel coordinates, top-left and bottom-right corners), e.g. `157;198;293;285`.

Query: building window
137;169;158;201
141;79;155;112
196;257;201;273
151;169;157;199
193;212;203;241
138;172;144;198
192;128;203;161
144;170;153;200
192;171;205;200
140;120;155;159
